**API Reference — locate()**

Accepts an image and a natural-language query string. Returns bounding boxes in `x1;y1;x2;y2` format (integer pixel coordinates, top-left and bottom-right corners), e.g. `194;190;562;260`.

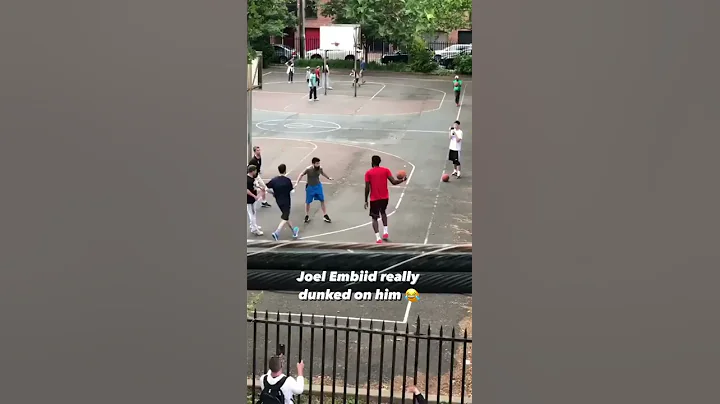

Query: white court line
369;84;386;100
257;122;447;134
402;301;413;323
256;80;448;116
345;244;459;288
261;311;407;325
255;137;415;241
262;71;273;76
263;70;469;83
456;86;466;121
423;169;447;245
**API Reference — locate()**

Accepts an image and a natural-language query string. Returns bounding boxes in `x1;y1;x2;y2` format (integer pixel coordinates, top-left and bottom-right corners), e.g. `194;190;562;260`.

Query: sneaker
271;232;279;241
261;201;271;208
292;227;300;239
452;171;458;176
252;230;264;236
376;239;383;244
323;215;331;223
328;87;333;90
456;173;461;179
304;215;310;223
382;233;389;240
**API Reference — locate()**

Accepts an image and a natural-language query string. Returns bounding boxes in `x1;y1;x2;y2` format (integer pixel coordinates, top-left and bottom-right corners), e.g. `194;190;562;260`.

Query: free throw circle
256;119;341;134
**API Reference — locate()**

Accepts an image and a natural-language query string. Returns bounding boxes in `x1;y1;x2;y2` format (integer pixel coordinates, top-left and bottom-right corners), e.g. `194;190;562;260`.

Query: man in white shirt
448;120;463;178
258;356;305;404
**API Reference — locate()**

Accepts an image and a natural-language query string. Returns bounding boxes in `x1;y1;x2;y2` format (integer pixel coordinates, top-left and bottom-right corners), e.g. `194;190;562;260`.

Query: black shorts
448;150;460;165
369;199;389;218
279;204;290;221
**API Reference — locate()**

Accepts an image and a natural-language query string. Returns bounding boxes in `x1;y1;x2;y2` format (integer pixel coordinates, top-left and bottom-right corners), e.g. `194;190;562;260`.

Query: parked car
305;47;361;61
381;51;409;64
439;48;472;69
381;48;436;64
434;44;472;62
273;44;296;64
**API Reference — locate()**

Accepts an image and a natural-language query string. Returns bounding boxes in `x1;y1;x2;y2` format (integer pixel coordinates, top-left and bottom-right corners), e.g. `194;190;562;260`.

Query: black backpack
257;375;288;404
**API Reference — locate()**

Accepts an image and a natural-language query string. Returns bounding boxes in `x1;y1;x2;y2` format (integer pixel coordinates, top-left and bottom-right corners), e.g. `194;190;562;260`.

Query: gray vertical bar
474;1;720;404
0;0;247;403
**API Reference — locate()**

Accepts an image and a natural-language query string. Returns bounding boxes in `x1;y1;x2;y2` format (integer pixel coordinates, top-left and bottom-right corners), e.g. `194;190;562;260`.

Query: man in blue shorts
295;157;333;223
266;163;300;241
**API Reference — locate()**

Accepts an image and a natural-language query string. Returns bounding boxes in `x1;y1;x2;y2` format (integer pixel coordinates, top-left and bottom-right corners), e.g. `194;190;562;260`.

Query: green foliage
321;0;471;48
414;0;472;33
454;53;472;75
290;59;408;72
247;0;294;63
408;38;437;73
249;40;276;68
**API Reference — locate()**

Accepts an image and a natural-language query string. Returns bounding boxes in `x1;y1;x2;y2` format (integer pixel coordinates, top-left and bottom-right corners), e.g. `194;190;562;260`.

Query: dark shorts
448;150;460;165
279;204;290;221
369;199;389;218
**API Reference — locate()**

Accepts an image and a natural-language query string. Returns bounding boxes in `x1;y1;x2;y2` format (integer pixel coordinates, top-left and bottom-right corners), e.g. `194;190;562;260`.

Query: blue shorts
305;184;325;204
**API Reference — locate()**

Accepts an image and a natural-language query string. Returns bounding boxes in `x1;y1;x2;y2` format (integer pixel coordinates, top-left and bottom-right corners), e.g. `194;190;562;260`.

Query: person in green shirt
453;75;463;107
308;70;318;101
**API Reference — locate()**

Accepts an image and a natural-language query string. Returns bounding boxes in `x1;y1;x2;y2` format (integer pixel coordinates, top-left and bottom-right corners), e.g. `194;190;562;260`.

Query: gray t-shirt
303;166;324;186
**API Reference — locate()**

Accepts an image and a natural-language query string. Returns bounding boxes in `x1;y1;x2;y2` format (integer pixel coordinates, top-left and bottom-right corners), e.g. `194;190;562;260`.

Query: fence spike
253;308;257;319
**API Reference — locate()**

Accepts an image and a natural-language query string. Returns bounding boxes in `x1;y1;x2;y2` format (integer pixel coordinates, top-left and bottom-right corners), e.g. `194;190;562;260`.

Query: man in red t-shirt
364;155;405;243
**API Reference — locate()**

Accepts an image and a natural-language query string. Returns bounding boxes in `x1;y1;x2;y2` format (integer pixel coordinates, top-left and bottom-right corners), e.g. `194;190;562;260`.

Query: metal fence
248;310;472;403
274;38;466;63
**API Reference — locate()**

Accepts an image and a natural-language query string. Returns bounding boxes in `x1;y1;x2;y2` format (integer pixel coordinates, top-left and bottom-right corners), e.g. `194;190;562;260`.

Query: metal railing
273;38;468;63
248;311;472;403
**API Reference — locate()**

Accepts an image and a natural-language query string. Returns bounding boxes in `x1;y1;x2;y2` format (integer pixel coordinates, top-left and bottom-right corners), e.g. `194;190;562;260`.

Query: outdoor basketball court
248;71;472;328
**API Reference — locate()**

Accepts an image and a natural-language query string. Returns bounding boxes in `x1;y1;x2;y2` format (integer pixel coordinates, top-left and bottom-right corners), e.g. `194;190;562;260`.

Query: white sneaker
252;230;264;236
328;87;333;90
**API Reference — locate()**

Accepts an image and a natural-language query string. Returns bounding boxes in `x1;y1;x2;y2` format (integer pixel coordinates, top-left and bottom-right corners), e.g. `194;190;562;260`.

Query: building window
305;0;318;19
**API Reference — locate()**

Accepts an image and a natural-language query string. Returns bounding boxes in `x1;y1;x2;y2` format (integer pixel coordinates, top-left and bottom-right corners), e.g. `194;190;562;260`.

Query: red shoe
376;239;383;244
382;233;389;240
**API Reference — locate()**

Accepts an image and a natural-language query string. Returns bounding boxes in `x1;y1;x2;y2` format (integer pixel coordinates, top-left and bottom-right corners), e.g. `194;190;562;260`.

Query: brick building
276;0;471;50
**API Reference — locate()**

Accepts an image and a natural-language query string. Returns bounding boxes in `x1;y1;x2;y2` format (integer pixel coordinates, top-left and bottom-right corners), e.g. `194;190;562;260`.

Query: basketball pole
353;26;359;97
323;50;328;96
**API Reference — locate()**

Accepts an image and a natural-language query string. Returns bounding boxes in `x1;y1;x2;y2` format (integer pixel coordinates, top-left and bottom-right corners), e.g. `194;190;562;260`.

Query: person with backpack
257;356;304;404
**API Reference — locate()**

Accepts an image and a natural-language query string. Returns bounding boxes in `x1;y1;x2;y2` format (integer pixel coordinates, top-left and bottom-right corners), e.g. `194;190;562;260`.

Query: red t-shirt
364;166;392;201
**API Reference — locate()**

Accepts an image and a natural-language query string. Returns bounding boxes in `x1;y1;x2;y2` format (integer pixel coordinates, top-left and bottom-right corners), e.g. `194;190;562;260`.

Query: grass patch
247;292;264;316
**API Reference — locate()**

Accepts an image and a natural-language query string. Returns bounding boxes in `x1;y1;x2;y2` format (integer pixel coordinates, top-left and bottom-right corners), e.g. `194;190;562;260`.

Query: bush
290;58;409;72
454;54;472;75
248;40;276;68
407;38;437;73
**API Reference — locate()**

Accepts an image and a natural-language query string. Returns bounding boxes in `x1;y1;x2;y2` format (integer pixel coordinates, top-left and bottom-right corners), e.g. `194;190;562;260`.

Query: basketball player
266;163;300;241
247;165;263;236
248;146;271;208
448;120;463;178
295;157;333;223
364;155;405;243
452;75;463;107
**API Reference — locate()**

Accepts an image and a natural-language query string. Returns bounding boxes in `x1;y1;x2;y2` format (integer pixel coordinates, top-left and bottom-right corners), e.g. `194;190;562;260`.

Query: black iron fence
248;310;472;403
273;38;467;63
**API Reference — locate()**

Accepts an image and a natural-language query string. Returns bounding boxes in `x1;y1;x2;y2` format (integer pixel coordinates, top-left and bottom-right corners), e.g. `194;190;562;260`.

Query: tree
247;0;295;61
412;0;472;34
321;0;471;49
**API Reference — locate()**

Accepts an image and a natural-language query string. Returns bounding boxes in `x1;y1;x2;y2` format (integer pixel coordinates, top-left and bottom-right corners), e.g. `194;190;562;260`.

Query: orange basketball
396;170;407;180
442;173;450;182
